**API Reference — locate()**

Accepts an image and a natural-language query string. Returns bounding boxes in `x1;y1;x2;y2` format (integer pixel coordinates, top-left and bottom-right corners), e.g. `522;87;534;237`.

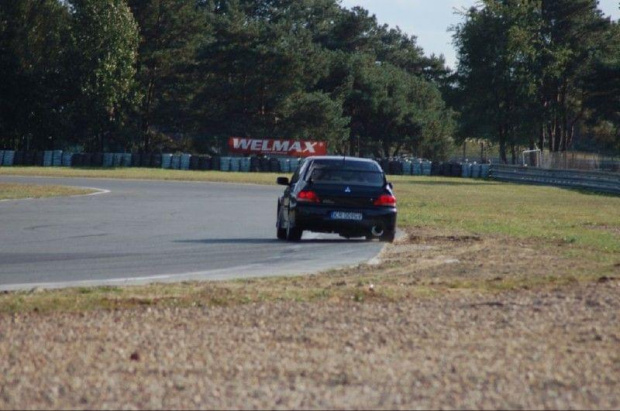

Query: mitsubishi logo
345;187;351;193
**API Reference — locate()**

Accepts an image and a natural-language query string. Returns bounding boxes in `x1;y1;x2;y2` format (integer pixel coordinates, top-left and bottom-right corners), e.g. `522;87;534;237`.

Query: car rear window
311;159;381;171
309;168;385;187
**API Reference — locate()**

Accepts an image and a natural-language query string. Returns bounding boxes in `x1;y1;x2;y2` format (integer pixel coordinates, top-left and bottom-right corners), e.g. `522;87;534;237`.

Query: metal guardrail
490;164;620;195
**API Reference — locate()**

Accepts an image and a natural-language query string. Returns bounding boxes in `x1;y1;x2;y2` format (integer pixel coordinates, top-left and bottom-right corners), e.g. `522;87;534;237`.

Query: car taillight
297;190;320;203
374;194;396;206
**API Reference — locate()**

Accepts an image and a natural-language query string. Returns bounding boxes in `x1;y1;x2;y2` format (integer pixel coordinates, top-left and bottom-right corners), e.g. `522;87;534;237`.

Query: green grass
390;176;620;256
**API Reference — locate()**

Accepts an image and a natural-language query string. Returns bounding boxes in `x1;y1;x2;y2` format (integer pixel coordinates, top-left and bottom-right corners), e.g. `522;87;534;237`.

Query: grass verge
0;166;281;185
0;182;95;200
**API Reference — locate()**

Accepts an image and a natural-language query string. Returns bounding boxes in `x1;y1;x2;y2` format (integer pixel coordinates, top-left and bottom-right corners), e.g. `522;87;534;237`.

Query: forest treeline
0;0;618;161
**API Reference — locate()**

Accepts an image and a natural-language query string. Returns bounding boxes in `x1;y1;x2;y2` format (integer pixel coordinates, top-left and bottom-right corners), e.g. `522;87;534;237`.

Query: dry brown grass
0;182;94;200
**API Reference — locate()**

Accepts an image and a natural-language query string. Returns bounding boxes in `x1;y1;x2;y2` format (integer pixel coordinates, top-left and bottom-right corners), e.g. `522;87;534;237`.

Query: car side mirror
276;177;290;186
387;182;393;190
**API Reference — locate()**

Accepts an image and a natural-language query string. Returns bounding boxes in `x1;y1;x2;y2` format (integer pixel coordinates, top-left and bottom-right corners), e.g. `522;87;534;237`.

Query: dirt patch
584;224;620;236
359;227;595;292
1;280;619;409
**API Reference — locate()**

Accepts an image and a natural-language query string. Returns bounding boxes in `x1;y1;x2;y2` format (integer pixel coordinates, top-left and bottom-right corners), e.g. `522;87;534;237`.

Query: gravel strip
1;280;619;410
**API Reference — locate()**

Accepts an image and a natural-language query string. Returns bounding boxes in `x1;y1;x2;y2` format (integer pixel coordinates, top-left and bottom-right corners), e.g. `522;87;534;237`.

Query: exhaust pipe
371;225;384;237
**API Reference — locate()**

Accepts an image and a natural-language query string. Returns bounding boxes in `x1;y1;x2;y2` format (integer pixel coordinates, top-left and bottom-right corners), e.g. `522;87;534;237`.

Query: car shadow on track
176;238;368;245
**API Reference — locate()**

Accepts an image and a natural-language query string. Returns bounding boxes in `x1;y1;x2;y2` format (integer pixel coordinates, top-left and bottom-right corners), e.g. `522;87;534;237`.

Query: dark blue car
276;156;397;242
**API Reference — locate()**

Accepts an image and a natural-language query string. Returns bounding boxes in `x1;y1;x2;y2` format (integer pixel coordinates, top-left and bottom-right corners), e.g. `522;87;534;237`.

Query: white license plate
331;211;363;221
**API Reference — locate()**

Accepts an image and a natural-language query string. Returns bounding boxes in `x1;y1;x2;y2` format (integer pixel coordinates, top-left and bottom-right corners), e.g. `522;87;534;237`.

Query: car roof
304;156;378;164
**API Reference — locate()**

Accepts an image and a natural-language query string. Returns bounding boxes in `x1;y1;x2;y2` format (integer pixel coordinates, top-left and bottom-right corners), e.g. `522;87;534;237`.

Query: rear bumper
293;204;397;235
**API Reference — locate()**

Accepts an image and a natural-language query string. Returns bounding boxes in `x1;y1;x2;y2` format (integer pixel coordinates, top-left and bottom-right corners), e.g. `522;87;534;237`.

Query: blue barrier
2;150;14;166
161;154;172;169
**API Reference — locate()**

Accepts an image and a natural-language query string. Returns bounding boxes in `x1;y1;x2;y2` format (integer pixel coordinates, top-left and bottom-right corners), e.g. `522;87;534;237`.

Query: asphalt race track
0;176;384;290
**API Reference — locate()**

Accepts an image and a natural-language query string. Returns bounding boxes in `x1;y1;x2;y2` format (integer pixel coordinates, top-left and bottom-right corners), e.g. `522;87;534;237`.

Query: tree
127;0;208;152
331;55;453;158
452;0;617;162
193;0;333;144
582;21;620;152
0;0;73;150
276;91;350;151
537;0;612;152
453;0;541;163
69;0;139;151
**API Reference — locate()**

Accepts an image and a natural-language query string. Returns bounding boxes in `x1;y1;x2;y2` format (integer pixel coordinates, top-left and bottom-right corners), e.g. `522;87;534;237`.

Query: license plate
330;211;363;221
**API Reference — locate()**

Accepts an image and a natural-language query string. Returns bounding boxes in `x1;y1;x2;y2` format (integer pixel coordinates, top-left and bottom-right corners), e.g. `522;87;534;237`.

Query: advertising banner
228;137;327;157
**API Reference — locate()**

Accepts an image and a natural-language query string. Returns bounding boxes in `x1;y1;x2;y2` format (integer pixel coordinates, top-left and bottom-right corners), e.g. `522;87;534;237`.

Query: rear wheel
276;203;287;240
380;232;395;243
286;212;303;241
286;225;303;241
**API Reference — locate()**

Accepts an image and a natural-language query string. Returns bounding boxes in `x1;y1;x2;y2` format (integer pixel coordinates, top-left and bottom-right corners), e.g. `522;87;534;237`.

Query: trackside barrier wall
490;164;620;195
61;152;73;167
3;151;15;166
9;150;618;194
161;154;172;169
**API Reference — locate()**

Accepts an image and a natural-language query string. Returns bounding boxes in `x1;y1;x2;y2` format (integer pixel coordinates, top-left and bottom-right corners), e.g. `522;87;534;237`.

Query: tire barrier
481;164;490;178
229;157;240;172
140;153;152;168
402;161;412;175
189;155;200;170
103;153;114;168
22;151;34;166
1;151;13;166
122;153;132;167
112;153;122;167
131;153;141;167
0;150;515;182
52;150;63;167
170;154;181;170
198;156;211;171
61;152;73;167
290;158;301;171
462;163;472;178
43;151;53;167
250;156;260;172
92;153;103;167
259;157;270;172
13;151;24;166
83;153;93;167
240;157;251;172
278;158;290;173
161;153;173;169
35;151;44;166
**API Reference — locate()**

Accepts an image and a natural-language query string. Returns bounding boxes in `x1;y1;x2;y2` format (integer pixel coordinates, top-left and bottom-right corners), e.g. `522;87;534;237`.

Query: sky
339;0;620;70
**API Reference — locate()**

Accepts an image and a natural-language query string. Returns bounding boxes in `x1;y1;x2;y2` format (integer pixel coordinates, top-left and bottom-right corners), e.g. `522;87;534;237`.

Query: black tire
276;204;286;240
380;232;396;243
286;213;303;241
286;225;303;241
